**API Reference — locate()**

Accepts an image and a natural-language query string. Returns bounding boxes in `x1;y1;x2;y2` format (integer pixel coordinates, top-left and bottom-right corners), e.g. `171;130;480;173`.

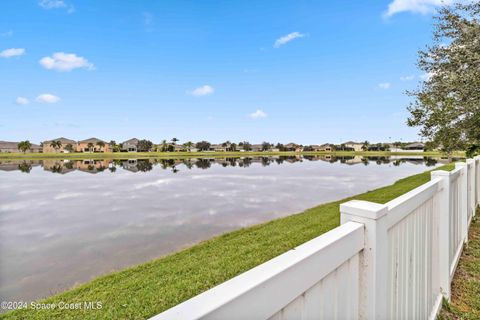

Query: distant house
0;141;41;153
43;137;77;153
251;144;263;152
173;144;186;152
121;138;139;152
284;143;303;152
343;141;364;152
403;142;425;151
77;138;110;153
210;144;227;152
319;144;334;152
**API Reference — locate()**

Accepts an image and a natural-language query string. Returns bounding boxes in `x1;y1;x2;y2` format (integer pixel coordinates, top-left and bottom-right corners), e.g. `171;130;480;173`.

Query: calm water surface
0;156;448;303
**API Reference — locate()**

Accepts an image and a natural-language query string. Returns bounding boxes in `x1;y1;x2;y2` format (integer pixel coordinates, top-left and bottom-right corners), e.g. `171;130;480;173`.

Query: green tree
195;141;211;151
137;140;153;152
184;141;194;151
50;140;62;152
362;141;370;151
96;141;106;152
407;2;480;155
65;143;74;153
109;140;120;152
137;139;153;152
242;141;252;151
160;140;168;152
87;142;94;152
17;140;32;153
261;141;272;151
171;137;179;144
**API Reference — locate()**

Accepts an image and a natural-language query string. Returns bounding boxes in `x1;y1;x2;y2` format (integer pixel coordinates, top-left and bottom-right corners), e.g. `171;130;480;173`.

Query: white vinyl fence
152;156;480;320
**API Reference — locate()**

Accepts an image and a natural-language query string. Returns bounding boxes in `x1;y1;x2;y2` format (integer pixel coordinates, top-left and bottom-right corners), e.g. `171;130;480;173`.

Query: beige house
42;137;77;153
284;143;303;152
343;141;364;152
319;144;334;152
77;138;110;153
173;144;186;152
0;141;42;153
210;144;227;152
121;138;139;152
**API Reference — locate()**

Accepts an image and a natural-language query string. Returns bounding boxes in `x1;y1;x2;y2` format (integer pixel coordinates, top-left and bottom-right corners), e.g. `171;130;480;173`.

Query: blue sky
0;0;446;144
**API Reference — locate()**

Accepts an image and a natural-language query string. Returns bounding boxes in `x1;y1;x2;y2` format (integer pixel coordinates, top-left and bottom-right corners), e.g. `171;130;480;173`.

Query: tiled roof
78;137;106;144
43;137;77;144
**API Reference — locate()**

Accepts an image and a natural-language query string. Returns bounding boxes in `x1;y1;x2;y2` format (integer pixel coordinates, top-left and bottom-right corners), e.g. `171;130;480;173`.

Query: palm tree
362;140;370;151
171;137;179;145
184;141;194;152
87;142;94;152
50;140;62;152
160;139;168;152
96;141;106;152
17;140;32;153
109;140;118;152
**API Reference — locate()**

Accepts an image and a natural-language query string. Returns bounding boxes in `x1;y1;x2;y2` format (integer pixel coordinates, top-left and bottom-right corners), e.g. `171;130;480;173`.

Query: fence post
340;200;388;319
455;162;469;242
473;156;480;209
467;159;475;220
431;170;451;300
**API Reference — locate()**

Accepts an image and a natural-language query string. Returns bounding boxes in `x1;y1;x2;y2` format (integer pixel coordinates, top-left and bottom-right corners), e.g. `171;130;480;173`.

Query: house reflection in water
0;155;450;175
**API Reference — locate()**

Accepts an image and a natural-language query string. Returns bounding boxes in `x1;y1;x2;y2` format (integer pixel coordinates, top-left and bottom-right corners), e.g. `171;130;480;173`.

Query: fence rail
152;156;480;320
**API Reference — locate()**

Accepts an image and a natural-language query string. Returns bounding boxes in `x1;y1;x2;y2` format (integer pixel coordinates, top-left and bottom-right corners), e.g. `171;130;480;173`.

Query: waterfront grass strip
1;164;454;320
440;209;480;320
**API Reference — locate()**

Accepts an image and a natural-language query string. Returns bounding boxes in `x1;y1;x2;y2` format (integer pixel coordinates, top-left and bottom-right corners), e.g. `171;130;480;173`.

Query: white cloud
188;85;215;97
38;0;74;12
384;0;454;17
39;52;94;72
15;97;30;105
1;30;13;37
39;0;66;9
378;82;391;89
36;94;60;103
0;48;25;58
400;75;415;81
274;32;306;48
248;109;267;119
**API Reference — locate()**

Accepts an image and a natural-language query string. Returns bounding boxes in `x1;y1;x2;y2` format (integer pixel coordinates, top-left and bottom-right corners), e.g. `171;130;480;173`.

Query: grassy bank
1;164;455;320
440;210;480;319
0;150;464;160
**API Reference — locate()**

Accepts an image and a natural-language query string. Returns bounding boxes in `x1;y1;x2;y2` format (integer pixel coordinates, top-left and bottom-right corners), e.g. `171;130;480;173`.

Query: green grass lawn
439;209;480;320
1;164;455;320
0;150;463;161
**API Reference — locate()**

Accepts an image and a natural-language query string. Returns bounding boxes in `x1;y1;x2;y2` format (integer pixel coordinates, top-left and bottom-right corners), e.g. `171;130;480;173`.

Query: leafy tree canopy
407;3;480;155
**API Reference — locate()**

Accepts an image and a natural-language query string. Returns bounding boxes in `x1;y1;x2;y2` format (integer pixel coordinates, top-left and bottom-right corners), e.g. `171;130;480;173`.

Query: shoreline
0;150;464;161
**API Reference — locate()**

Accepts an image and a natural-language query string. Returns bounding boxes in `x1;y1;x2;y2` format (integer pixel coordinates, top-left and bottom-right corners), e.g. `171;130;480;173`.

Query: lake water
0;155;449;304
